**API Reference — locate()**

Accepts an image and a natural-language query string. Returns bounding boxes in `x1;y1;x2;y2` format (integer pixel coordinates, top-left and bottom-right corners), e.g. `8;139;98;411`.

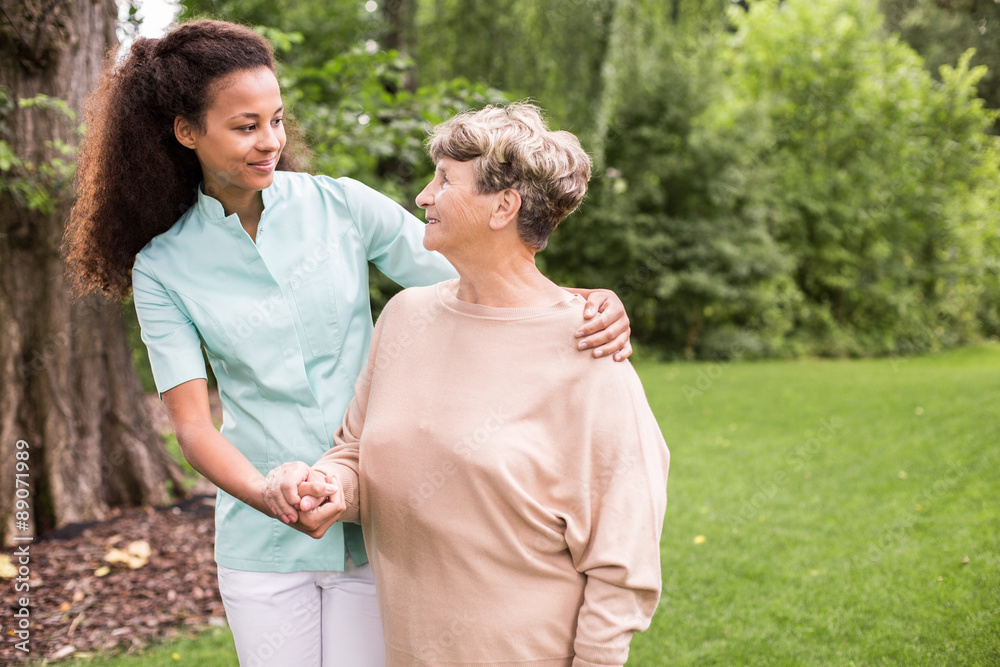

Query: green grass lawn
64;627;237;666
68;346;1000;666
629;344;1000;666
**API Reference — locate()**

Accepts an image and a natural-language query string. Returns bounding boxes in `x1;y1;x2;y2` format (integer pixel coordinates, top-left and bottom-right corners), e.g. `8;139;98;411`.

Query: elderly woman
266;104;669;666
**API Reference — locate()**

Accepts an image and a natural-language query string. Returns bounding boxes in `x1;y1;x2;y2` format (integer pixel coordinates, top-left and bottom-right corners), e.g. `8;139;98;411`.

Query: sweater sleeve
565;365;670;667
311;297;395;524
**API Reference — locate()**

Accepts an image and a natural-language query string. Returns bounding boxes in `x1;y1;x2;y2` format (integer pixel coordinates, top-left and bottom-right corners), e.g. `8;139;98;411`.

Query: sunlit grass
629;344;1000;666
64;627;236;666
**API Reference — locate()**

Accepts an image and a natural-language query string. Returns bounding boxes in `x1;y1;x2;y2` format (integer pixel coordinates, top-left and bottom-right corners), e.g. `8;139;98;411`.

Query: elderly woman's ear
489;188;522;231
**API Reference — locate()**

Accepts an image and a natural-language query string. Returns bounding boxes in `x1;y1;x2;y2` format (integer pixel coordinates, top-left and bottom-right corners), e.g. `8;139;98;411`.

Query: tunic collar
193;177;280;221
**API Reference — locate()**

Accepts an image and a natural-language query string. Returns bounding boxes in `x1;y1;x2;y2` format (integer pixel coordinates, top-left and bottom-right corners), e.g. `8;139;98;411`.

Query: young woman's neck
205;183;265;240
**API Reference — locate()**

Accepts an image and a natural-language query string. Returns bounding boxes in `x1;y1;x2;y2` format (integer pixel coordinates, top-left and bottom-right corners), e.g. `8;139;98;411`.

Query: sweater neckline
435;279;583;320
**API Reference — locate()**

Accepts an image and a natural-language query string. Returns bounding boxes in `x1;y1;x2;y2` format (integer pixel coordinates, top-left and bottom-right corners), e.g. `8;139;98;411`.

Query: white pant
217;558;384;667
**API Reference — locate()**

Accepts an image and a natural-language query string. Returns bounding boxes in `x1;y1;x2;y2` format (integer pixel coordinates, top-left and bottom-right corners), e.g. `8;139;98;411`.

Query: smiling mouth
425;217;440;225
248;158;276;170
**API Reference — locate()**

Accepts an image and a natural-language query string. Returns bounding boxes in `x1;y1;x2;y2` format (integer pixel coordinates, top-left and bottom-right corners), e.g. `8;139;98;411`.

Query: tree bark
381;0;417;92
0;0;185;546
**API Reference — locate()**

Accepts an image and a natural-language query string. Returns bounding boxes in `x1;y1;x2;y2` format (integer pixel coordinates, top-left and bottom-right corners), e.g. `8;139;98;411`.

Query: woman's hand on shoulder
576;288;632;362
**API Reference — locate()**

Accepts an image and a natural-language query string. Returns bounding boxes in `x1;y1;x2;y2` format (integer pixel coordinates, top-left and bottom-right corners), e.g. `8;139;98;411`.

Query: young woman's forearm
175;424;270;515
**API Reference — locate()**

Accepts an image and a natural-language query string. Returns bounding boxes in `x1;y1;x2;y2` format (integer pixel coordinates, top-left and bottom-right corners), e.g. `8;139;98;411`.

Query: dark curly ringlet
64;20;306;299
426;103;592;251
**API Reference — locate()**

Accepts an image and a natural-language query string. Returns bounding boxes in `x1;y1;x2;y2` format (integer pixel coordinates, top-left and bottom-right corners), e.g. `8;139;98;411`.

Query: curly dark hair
64;20;306;299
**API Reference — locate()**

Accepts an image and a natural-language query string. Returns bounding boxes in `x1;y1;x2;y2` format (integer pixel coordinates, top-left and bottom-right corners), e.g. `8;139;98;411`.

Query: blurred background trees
179;0;998;359
21;0;1000;370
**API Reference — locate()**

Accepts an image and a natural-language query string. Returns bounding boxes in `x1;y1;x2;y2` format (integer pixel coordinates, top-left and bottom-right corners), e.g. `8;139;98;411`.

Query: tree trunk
589;0;630;169
0;0;186;546
382;0;417;92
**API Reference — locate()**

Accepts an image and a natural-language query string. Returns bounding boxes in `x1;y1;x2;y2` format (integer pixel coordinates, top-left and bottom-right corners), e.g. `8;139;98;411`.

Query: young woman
63;20;632;667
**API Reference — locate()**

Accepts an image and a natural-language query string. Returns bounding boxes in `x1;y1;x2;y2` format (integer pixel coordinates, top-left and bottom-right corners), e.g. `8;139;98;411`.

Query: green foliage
728;0;1000;355
180;0;379;70
416;0;737;134
284;45;506;206
416;0;616;132
543;32;797;358
881;0;1000;133
547;0;1000;358
170;0;1000;357
0;87;79;215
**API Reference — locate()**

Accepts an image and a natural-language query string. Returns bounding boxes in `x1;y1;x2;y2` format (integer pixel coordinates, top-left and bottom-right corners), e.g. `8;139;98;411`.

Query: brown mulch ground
1;395;227;664
1;495;226;664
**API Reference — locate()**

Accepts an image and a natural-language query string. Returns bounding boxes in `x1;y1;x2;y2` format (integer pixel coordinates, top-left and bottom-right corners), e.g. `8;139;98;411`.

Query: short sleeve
132;254;208;396
337;177;458;288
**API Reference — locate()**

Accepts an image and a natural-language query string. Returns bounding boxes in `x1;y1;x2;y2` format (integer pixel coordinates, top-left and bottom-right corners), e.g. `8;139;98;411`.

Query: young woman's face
182;67;286;204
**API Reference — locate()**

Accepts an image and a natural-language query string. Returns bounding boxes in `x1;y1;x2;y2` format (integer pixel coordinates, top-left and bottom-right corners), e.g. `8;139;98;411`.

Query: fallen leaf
0;555;17;578
693;535;706;545
127;540;151;560
59;601;71;612
104;541;150;569
962;556;970;564
50;645;77;660
104;548;131;565
94;566;111;578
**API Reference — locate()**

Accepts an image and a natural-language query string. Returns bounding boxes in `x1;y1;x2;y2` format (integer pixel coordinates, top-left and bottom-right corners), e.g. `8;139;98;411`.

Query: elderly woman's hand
262;462;346;538
262;462;329;521
575;288;633;361
289;472;346;538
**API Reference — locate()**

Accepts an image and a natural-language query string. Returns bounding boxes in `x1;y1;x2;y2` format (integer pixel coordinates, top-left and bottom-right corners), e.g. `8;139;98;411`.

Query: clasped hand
262;462;345;538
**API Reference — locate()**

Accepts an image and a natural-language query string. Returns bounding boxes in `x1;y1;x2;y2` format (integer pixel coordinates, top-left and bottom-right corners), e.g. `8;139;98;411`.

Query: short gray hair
427;103;592;250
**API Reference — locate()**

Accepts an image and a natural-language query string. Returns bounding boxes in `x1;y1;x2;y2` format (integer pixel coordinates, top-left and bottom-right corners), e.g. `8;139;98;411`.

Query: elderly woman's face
415;157;495;255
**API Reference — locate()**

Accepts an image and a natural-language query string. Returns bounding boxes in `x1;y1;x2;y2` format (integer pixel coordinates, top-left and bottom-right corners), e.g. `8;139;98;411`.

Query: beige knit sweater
313;280;670;667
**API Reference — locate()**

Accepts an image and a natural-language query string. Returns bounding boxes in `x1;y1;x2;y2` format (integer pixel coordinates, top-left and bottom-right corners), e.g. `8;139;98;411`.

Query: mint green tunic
132;171;456;572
